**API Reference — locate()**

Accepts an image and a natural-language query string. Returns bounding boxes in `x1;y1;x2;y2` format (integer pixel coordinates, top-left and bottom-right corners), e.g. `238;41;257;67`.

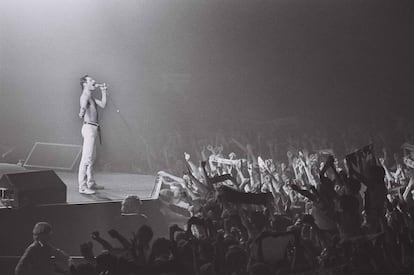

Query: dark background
1;0;413;171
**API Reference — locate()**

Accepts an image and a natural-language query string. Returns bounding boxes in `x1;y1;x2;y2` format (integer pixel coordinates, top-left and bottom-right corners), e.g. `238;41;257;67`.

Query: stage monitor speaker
0;170;67;208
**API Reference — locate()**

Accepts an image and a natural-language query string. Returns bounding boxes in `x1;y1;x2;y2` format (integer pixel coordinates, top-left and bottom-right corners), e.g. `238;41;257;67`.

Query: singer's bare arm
94;87;107;109
79;93;91;119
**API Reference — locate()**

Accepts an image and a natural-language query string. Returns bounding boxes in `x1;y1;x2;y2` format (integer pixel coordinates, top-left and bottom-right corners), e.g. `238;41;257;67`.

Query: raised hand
184;152;191;161
100;84;108;92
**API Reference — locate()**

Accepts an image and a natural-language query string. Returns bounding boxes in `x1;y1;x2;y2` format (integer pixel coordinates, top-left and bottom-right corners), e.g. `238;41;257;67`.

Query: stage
0;169;169;265
0;167;162;209
56;171;161;204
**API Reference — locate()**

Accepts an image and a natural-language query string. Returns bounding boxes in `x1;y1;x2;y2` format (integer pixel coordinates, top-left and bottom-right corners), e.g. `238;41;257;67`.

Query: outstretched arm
403;178;414;202
379;158;394;185
108;229;132;249
91;231;113;251
184;152;203;180
235;161;250;191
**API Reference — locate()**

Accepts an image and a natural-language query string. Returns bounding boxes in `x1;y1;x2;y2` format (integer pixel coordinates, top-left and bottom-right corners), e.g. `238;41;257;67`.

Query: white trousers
78;124;98;188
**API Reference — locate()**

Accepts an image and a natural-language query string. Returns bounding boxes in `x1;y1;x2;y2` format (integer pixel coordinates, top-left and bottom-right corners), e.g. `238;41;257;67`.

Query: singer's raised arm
94;85;107;109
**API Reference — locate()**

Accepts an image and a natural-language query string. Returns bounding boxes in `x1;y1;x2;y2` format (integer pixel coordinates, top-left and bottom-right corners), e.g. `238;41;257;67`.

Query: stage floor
0;164;161;207
56;171;160;204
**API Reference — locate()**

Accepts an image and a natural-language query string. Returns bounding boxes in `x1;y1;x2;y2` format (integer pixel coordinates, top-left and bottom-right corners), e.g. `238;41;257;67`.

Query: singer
78;75;107;194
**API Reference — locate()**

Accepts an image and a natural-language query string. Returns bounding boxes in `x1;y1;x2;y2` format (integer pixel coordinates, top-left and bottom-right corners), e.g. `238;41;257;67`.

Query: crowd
16;117;414;275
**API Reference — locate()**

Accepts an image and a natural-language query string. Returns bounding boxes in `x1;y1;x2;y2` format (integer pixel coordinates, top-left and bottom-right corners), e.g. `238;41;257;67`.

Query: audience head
121;195;142;215
151;237;172;262
137;224;153;245
32;222;52;243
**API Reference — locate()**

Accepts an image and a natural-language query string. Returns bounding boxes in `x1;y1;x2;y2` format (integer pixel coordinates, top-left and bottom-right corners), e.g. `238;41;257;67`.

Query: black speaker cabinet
0;170;66;208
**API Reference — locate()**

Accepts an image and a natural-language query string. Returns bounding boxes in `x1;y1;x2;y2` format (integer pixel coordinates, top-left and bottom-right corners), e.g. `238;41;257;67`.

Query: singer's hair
80;75;90;89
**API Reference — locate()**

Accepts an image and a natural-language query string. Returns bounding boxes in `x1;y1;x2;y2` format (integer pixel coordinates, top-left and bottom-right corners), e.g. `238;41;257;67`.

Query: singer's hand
97;83;108;91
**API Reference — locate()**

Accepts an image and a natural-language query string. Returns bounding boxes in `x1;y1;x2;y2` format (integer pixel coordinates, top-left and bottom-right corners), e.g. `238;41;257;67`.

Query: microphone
95;83;108;89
